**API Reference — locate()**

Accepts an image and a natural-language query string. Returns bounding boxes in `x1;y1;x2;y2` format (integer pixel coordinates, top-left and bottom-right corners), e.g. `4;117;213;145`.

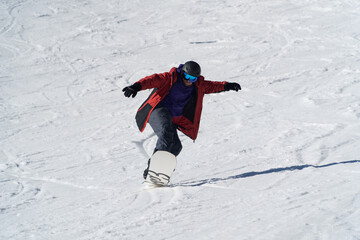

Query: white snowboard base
145;151;177;186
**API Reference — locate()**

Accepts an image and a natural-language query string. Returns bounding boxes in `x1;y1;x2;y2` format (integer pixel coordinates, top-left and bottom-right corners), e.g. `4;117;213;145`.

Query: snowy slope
1;0;360;239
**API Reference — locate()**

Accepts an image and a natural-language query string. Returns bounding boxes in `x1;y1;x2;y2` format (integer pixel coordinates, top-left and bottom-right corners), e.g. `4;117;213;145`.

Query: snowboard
145;151;177;186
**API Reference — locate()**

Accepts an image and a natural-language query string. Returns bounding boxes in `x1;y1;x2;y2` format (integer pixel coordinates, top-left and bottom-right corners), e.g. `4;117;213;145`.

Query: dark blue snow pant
148;107;182;157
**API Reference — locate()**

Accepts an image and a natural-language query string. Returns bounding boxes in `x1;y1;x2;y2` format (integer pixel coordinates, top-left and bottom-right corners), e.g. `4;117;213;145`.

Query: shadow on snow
174;160;360;187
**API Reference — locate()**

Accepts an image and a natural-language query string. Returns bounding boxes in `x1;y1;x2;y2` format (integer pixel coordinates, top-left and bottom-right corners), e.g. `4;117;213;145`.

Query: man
123;61;241;179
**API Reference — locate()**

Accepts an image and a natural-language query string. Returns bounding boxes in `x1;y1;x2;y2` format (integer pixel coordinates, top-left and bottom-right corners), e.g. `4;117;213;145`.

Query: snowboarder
123;61;241;179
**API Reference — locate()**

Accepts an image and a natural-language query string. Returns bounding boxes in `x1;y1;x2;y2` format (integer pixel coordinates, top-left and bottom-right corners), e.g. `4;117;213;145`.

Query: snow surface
1;0;360;239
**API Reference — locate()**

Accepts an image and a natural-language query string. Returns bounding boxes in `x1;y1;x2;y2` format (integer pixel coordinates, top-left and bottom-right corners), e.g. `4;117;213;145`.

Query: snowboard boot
143;158;151;179
143;149;159;179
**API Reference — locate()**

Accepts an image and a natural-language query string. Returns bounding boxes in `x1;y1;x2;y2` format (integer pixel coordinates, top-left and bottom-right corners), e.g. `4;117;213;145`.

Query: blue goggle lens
183;72;198;82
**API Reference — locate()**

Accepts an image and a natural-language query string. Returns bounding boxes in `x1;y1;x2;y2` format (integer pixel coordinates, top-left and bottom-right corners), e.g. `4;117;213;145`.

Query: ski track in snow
1;0;360;239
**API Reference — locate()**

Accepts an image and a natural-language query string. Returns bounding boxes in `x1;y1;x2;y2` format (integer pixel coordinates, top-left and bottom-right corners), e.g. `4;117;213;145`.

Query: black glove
122;83;142;98
224;82;241;92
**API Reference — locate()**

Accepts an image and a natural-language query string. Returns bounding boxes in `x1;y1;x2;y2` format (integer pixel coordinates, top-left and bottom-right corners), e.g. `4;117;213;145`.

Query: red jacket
135;67;226;140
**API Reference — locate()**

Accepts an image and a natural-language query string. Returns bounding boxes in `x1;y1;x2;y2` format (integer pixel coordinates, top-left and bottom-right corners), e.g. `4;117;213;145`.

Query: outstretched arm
122;70;173;98
202;80;241;94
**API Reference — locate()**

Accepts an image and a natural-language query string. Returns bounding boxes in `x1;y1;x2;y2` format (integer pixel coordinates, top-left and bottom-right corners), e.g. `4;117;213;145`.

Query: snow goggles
183;72;198;82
